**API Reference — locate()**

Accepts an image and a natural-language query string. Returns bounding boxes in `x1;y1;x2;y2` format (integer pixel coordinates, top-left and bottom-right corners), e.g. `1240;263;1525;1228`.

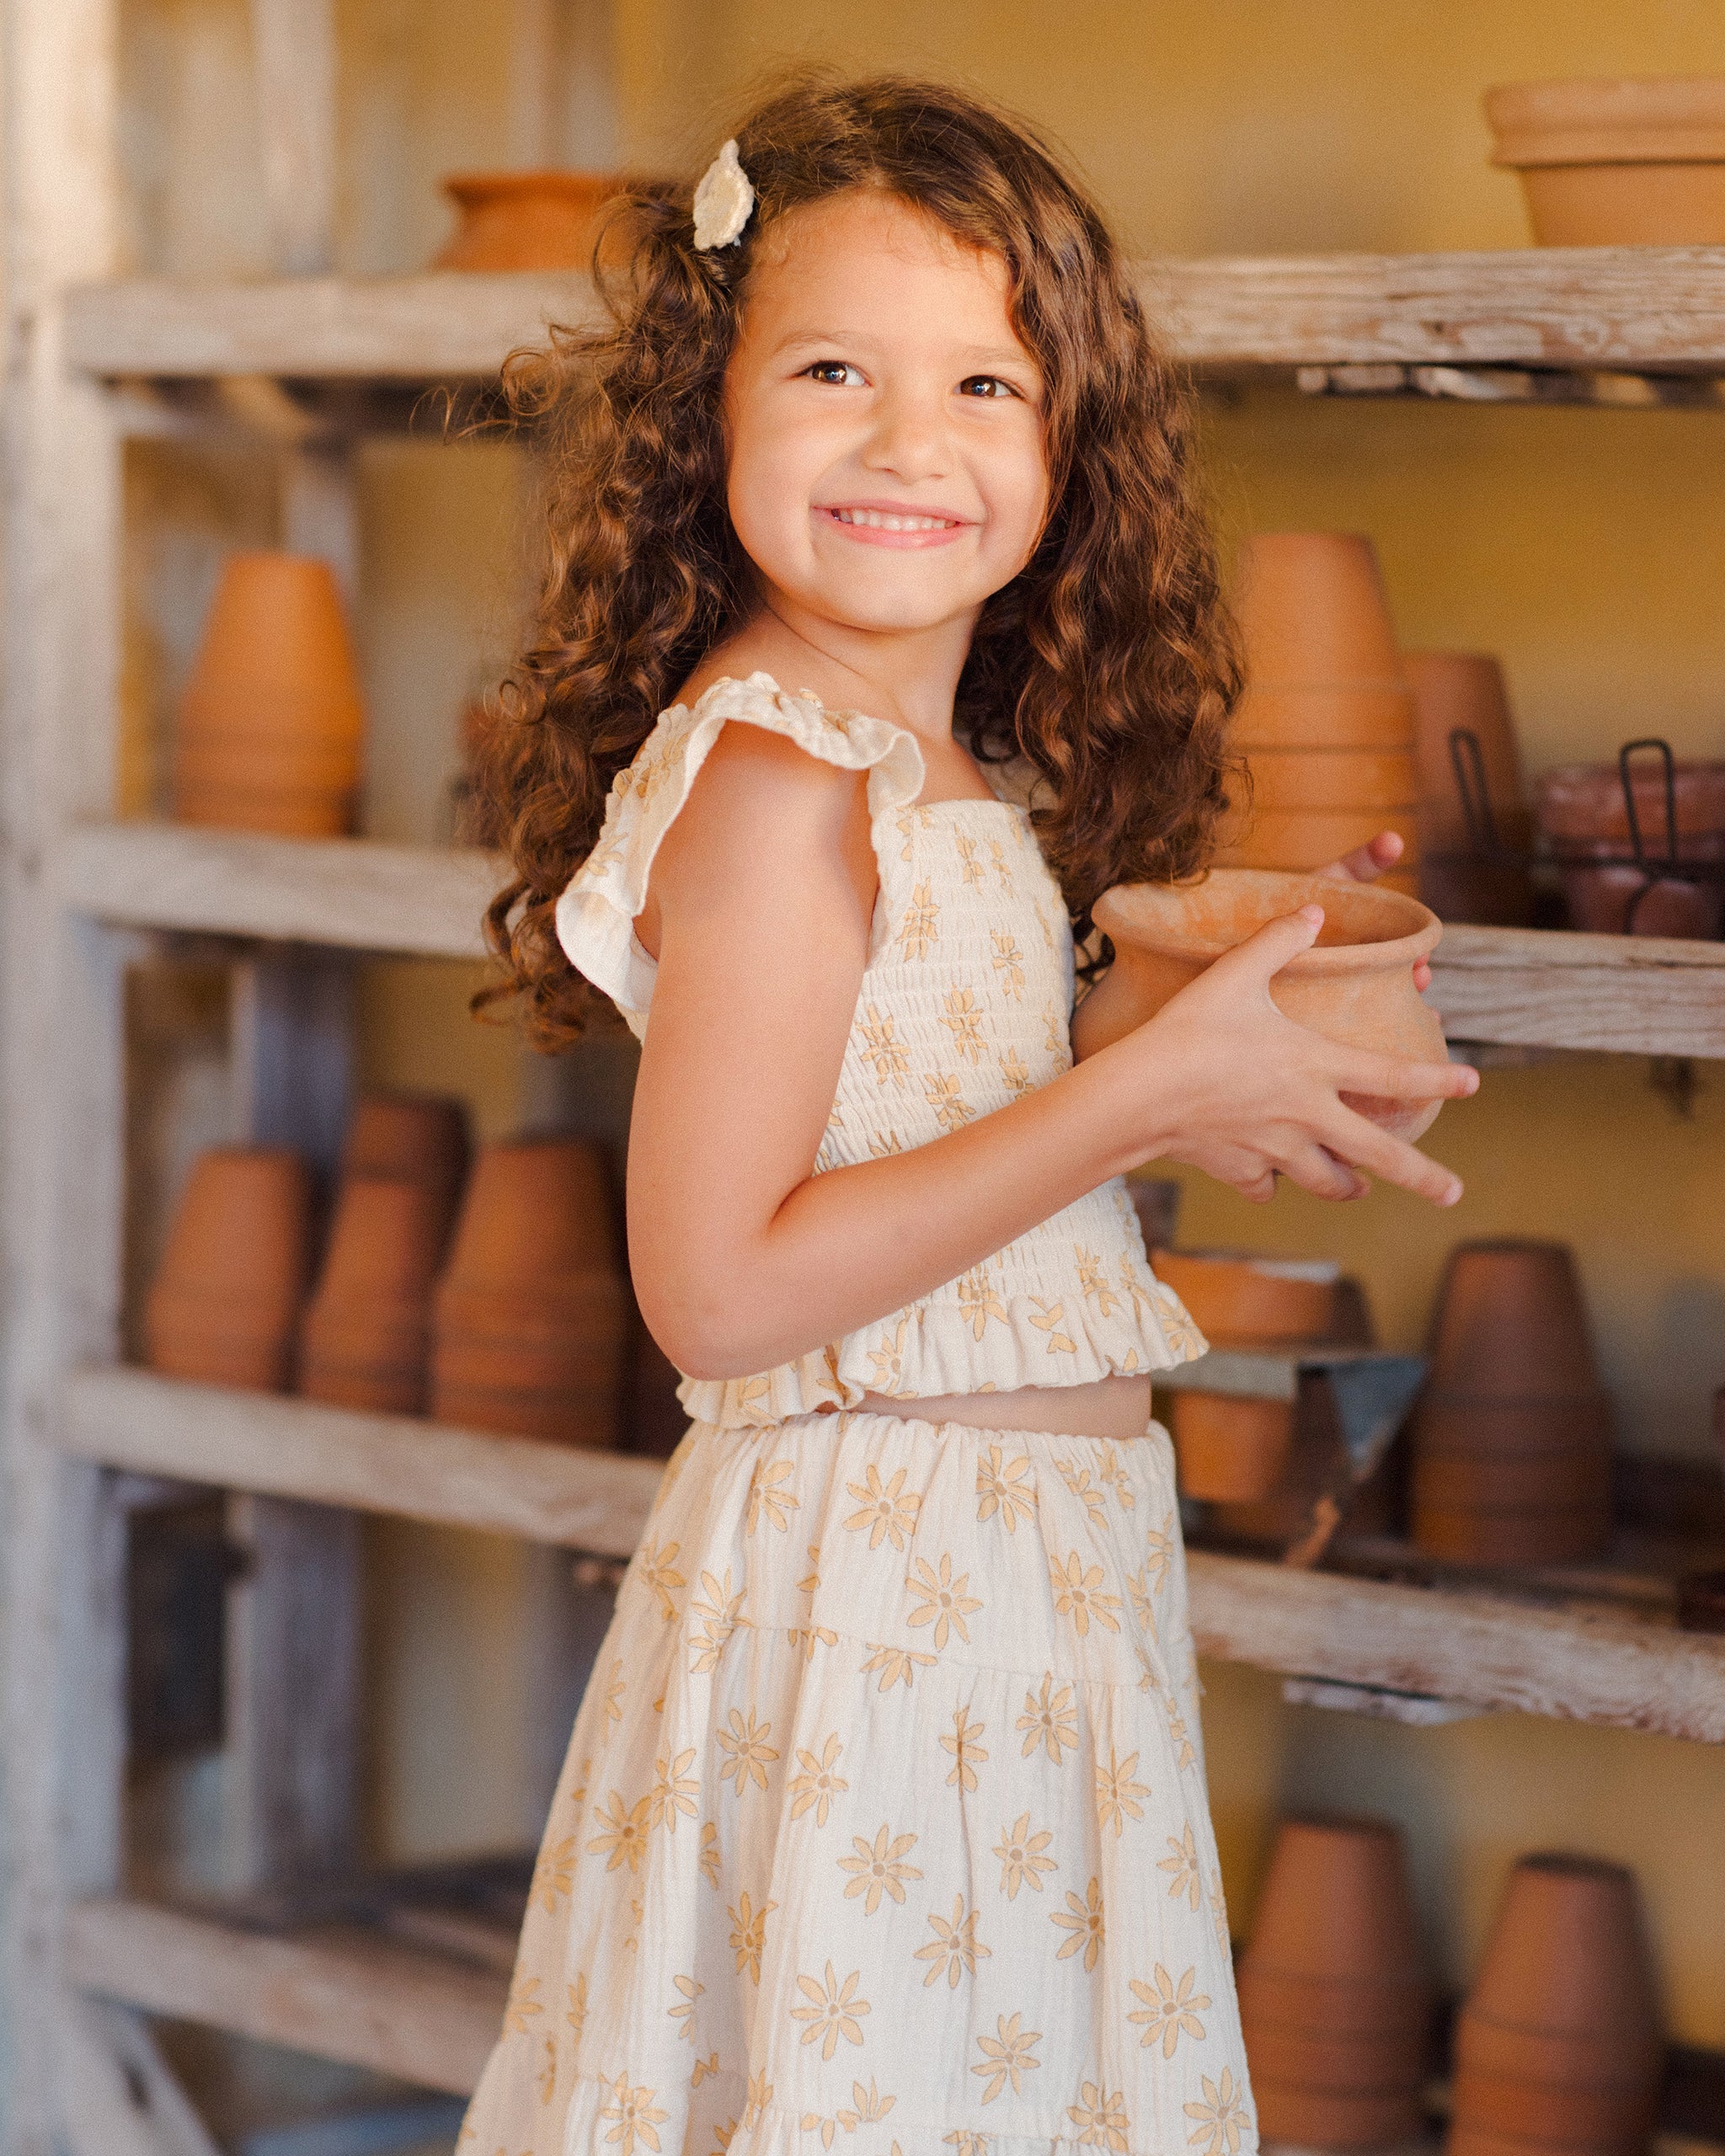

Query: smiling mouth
823;507;964;532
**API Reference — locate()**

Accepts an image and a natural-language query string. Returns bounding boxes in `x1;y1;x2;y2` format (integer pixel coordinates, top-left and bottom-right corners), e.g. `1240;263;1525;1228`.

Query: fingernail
1299;905;1324;926
1442;1179;1463;1206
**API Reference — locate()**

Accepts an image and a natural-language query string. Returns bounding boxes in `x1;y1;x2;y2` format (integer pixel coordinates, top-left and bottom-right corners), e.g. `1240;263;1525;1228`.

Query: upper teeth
831;509;955;531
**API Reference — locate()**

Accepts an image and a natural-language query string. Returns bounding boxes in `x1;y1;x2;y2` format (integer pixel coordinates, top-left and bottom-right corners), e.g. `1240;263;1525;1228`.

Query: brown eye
959;376;1017;399
804;360;864;387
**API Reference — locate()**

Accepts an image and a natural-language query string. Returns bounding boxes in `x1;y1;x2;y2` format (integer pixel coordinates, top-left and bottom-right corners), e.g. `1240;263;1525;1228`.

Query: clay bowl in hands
1089;870;1447;1141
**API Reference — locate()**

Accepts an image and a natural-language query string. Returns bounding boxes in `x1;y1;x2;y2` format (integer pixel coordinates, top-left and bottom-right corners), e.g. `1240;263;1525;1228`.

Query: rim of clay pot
441;168;627;206
1486;77;1725;152
1095;870;1440;976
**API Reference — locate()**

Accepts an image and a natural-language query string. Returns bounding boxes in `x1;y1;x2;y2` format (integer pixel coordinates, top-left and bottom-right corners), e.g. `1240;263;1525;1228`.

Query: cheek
726;408;820;558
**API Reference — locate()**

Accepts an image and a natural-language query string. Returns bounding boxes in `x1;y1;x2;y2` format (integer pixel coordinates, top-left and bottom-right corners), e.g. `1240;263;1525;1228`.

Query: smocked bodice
556;673;1204;1426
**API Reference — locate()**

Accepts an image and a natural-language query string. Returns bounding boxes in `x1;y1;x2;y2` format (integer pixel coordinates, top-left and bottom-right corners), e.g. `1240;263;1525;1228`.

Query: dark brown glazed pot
144;1147;313;1392
1419;851;1536;929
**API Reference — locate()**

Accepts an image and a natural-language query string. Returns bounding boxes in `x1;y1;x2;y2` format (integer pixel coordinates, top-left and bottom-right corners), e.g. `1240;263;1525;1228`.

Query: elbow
638;1279;768;1382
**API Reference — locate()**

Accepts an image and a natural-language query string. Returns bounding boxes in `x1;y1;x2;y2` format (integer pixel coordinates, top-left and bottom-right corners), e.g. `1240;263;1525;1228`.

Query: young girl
461;75;1471;2156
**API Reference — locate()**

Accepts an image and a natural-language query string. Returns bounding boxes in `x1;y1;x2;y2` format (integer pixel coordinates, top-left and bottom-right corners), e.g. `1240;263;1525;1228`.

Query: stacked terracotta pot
144;1148;314;1390
298;1096;472;1416
1535;757;1725;939
1486;77;1725;246
433;172;631;270
1153;1249;1353;1502
1450;1854;1664;2156
1238;1816;1432;2148
1405;653;1536;927
431;1138;628;1448
174;552;365;836
1411;1241;1612;1566
1222;533;1419;895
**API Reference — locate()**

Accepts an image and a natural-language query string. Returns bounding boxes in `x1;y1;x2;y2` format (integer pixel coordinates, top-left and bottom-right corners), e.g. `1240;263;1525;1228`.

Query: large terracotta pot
1423;1241;1599;1399
430;1138;626;1446
300;1176;448;1415
1232;533;1403;686
1150;1249;1342;1345
432;172;629;271
1486;77;1725;245
1413;1392;1613;1460
174;553;364;836
1535;760;1725;855
1233;681;1417;751
1557;863;1723;940
145;1148;313;1391
1087;871;1446;1139
1242;747;1418;813
342;1092;472;1241
1404;653;1530;855
1450;1853;1662;2154
1241;1817;1430;2150
1167;1392;1296;1502
1218;803;1421;876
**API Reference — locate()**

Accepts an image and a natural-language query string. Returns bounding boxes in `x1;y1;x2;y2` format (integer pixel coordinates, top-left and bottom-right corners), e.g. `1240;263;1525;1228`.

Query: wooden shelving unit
6;5;1725;2146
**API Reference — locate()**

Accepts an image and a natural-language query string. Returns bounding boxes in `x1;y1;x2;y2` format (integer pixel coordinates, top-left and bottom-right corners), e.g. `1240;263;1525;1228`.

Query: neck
740;588;979;753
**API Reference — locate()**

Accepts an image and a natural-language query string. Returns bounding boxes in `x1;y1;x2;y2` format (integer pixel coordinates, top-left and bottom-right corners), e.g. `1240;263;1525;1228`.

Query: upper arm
625;723;877;1359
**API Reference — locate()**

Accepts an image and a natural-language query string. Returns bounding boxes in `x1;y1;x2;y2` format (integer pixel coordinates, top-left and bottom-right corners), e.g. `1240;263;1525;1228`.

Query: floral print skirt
459;1409;1256;2156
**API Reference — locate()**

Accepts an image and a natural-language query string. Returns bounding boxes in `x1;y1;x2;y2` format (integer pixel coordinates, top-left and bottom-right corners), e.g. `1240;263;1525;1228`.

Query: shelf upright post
0;0;132;2145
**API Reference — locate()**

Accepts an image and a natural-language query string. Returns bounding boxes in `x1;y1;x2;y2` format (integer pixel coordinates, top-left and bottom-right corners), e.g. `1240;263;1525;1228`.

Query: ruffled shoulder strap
554;672;925;1038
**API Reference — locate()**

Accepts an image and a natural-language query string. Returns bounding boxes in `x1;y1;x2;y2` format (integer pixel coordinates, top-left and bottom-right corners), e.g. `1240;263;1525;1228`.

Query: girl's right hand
1119;903;1478;1207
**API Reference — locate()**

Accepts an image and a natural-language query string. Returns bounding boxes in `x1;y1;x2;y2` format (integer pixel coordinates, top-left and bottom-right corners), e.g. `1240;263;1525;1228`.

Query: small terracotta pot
1150;1248;1342;1344
1244;747;1418;813
1413;1390;1612;1459
1404;652;1530;853
1219;804;1421;876
174;553;364;837
1414;1447;1610;1513
1413;1502;1610;1566
441;1138;618;1286
1535;759;1725;851
1254;2082;1423;2150
1241;1964;1430;2040
1233;680;1416;751
342;1093;471;1236
430;1277;629;1449
1557;862;1724;940
432;171;630;271
1233;533;1402;686
1487;79;1725;245
1419;851;1536;929
1169;1392;1295;1502
1423;1241;1599;1400
145;1148;313;1392
300;1176;448;1416
1088;871;1447;1140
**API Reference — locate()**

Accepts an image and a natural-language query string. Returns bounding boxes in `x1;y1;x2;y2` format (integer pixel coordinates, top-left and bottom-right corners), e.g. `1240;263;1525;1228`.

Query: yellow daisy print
1159;1824;1203;1911
792;1963;870;2060
995;1814;1057;1899
939;986;987;1063
841;1823;922;1913
906;1553;983;1647
858;1004;910;1088
923;1070;975;1132
973;2014;1041;2103
990;930;1026;1000
957;1266;1008;1340
1053;1878;1106;1972
897;883;939;960
1128;1965;1209;2057
788;1734;847;1825
998;1043;1033;1097
844;1465;921;1551
728;1890;776;1983
915;1897;991;1989
1017;1673;1078;1764
1095;1749;1150;1836
976;1445;1036;1531
601;2078;668;2156
941;1705;989;1790
716;1709;778;1795
588;1791;651;1875
1184;2069;1251;2155
1049;1552;1124;1637
1068;2084;1131;2152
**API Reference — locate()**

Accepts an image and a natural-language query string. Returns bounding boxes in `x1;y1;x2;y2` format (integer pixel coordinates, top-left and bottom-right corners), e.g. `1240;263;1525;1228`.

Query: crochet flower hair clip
692;138;756;251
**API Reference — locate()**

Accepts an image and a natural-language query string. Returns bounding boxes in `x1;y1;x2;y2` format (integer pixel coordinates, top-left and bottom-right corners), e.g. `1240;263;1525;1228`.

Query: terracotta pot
145;1148;313;1392
342;1093;471;1236
1169;1392;1295;1502
1150;1248;1342;1344
1244;2020;1428;2092
1233;533;1402;686
1219;803;1420;874
299;1177;447;1415
1535;759;1725;852
1413;1390;1612;1459
1419;851;1536;929
433;171;631;271
174;553;364;837
1241;1816;1427;1992
1414;1502;1610;1566
441;1138;618;1286
1557;862;1724;940
1254;2081;1423;2150
1088;871;1447;1140
1244;746;1418;813
1487;80;1725;245
1414;1443;1610;1509
1233;680;1416;751
1423;1241;1599;1399
1241;1964;1429;2041
1404;653;1529;853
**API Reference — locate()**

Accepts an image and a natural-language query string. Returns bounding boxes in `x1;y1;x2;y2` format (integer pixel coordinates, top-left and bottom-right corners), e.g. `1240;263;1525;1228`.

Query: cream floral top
556;673;1204;1427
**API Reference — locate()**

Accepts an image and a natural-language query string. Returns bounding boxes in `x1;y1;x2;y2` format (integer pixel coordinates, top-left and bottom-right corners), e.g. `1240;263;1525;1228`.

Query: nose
859;382;950;485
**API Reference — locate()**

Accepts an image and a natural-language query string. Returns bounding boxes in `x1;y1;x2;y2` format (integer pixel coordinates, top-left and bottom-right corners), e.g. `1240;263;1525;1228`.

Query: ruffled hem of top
554;672;927;1038
676;1274;1208;1429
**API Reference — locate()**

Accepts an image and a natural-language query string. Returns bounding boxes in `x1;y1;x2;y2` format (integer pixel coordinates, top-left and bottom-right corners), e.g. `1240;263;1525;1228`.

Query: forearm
633;1034;1168;1378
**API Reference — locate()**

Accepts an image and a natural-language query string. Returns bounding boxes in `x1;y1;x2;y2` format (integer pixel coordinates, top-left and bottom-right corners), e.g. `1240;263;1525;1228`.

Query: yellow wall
120;0;1725;2047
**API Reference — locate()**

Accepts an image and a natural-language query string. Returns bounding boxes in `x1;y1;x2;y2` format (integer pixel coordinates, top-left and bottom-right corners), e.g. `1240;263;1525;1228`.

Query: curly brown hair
477;71;1241;1047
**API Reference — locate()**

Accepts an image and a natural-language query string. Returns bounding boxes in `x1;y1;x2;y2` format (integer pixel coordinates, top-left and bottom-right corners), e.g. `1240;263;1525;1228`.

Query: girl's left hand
1315;828;1432;993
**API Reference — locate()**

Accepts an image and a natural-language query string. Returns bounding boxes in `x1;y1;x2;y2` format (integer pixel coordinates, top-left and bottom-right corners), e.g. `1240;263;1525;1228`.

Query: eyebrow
771;327;1037;371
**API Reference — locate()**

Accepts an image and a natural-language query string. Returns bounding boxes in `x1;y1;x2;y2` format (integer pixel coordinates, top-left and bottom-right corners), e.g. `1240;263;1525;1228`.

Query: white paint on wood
280;441;360;605
1188;1550;1725;1744
65;1897;505;2098
1280;1677;1486;1726
1429;924;1725;1059
61;1365;664;1557
231;948;355;1184
247;0;338;276
57;822;499;958
58;1999;224;2156
508;0;564;168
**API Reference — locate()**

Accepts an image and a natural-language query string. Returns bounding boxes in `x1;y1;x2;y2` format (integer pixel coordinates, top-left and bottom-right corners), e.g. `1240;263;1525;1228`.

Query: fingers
1320;1102;1465;1207
1328;1048;1479;1103
1278;1145;1369;1203
1413;959;1433;992
1212;904;1325;988
1315;830;1406;885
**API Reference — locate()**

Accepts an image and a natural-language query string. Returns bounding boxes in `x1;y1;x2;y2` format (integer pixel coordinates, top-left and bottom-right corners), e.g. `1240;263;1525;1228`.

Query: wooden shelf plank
1429;923;1725;1059
61;1367;662;1557
65;249;1725;384
1188;1550;1725;1745
65;1897;505;2097
61;1369;1725;1742
56;821;498;959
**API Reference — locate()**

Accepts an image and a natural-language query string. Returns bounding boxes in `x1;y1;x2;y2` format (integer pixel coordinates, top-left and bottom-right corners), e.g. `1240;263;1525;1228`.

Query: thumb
1211;904;1325;988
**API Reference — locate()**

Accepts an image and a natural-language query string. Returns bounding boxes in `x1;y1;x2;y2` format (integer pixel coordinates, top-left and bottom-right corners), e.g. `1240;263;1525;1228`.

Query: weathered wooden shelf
56;820;498;959
61;1366;662;1556
66;1896;505;2098
60;823;1725;1055
61;1368;1725;1742
63;248;1725;385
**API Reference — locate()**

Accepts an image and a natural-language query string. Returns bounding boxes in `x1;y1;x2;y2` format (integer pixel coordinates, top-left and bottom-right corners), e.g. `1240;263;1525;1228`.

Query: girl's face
724;189;1049;640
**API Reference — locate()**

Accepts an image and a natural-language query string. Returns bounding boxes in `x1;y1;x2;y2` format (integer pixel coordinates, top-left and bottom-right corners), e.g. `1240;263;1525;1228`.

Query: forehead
740;189;1027;356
